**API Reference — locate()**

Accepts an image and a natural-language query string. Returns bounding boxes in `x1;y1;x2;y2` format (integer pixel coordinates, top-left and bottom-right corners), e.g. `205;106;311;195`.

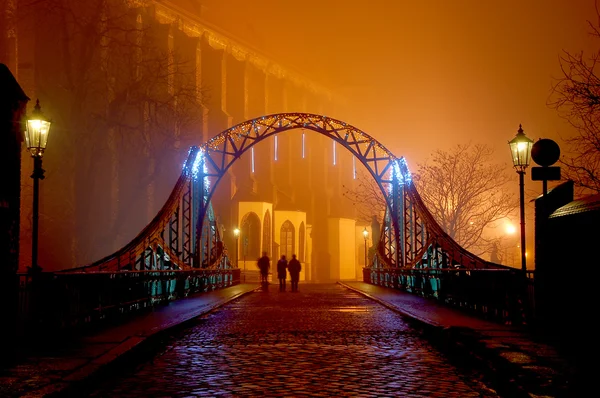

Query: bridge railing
16;268;240;339
365;267;534;326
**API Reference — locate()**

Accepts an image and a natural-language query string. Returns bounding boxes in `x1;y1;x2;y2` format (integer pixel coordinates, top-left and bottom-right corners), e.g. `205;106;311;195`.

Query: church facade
1;0;370;280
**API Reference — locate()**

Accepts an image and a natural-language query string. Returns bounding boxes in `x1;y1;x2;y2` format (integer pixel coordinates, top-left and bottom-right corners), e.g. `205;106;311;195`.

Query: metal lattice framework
67;147;222;272
71;113;504;272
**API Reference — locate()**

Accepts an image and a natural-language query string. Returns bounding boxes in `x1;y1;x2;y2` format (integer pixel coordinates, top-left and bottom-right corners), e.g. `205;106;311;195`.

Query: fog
200;0;595;167
194;1;598;266
8;0;597;271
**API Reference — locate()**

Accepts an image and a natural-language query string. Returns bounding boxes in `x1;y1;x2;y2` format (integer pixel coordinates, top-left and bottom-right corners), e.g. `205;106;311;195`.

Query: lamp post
233;228;240;268
508;124;533;273
24;100;51;273
362;227;369;267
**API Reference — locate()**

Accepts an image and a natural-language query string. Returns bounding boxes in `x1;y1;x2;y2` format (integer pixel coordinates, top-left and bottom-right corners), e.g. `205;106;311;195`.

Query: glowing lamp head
362;227;369;239
25;99;51;158
233;228;240;238
508;124;533;170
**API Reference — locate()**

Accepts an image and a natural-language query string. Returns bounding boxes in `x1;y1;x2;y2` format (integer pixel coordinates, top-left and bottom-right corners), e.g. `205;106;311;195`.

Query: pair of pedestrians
276;254;301;292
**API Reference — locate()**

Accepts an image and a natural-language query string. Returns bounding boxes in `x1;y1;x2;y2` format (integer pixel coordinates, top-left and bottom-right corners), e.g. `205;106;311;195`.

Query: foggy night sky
199;0;596;172
15;0;597;270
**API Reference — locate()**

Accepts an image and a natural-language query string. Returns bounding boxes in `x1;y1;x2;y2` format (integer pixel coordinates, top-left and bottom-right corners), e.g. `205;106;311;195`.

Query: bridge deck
0;282;582;397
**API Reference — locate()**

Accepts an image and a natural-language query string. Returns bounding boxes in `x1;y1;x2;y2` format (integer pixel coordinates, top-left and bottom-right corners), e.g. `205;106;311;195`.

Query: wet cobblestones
86;284;499;397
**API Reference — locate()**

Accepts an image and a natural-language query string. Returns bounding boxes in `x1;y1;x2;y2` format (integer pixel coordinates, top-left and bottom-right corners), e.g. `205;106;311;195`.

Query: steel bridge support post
193;154;206;268
392;171;404;267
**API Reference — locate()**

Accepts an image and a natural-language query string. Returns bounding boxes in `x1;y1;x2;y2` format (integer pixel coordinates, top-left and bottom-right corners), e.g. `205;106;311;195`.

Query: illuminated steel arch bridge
70;113;505;273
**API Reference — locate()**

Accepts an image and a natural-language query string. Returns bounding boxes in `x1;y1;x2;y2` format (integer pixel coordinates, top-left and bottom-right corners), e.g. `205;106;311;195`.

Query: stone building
1;0;367;280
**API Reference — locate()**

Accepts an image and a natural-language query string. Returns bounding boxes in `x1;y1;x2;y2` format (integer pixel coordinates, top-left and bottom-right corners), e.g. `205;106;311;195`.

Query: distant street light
501;222;517;267
362;227;369;267
505;223;516;235
24;99;51;273
508;124;533;273
233;227;240;268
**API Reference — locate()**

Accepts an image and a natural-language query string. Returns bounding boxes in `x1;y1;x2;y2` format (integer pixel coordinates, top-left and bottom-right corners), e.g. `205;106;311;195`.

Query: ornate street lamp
233;227;240;268
508;124;533;273
24;99;51;273
362;227;369;267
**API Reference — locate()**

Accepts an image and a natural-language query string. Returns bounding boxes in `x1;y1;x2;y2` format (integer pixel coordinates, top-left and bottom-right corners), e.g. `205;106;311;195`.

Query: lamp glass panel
25;119;51;157
509;134;533;168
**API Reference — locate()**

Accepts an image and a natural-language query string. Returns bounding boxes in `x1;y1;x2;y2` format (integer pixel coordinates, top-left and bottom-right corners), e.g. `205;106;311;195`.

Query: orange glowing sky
199;0;596;170
195;0;597;261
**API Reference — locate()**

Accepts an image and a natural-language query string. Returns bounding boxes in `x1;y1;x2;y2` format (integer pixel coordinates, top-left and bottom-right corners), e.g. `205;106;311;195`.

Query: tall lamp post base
518;170;526;273
30;156;45;274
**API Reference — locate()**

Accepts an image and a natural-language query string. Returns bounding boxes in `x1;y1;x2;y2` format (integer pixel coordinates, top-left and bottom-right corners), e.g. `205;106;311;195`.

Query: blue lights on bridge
398;158;412;184
392;157;412;185
191;148;210;189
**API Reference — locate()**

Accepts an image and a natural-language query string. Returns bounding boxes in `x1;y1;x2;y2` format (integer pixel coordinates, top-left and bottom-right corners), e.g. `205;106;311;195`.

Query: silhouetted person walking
276;255;288;291
257;252;270;285
288;254;301;292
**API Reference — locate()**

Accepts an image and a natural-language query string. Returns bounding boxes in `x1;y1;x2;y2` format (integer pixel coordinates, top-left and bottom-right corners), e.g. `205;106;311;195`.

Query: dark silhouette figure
287;254;302;292
276;255;288;291
257;252;270;284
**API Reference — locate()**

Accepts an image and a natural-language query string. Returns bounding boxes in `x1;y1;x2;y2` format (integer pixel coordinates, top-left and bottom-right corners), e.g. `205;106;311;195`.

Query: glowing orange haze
197;0;596;263
200;0;594;167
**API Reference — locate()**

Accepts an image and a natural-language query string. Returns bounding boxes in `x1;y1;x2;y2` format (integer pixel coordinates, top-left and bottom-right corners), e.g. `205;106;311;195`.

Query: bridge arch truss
72;113;502;272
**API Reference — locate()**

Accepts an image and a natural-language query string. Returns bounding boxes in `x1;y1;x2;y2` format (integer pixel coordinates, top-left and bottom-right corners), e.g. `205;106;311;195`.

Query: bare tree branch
342;168;386;225
20;0;207;267
344;144;517;257
548;4;600;195
413;143;517;255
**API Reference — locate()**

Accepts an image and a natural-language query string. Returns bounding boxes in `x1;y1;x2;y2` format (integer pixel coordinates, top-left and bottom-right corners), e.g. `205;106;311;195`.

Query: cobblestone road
85;283;500;397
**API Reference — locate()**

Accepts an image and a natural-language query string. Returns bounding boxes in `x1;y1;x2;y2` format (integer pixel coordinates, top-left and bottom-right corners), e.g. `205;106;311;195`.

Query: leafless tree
19;0;207;267
344;144;517;256
413;144;516;255
548;3;600;195
342;168;386;225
